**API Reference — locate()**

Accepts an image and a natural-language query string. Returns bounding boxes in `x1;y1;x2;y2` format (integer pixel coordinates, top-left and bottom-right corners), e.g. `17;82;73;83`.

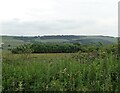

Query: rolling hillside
1;35;117;50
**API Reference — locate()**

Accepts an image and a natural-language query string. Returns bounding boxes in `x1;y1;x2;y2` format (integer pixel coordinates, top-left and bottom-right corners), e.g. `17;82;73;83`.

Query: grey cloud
1;19;117;37
1;19;96;35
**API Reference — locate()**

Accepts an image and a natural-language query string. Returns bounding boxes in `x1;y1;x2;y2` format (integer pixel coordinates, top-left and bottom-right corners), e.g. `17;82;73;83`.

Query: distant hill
1;35;118;50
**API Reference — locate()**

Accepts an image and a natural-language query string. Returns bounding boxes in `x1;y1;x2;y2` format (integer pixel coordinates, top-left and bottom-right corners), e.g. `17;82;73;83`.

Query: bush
11;43;81;54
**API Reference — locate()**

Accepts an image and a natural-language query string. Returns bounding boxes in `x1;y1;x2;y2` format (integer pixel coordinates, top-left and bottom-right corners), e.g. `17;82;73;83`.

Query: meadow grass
2;51;119;92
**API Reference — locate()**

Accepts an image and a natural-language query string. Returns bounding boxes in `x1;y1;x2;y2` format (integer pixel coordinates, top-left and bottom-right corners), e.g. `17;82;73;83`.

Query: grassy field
2;50;119;92
1;36;26;50
1;35;119;92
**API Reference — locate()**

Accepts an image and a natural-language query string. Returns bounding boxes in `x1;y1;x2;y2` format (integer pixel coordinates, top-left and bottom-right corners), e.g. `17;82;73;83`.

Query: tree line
11;42;118;55
11;43;81;54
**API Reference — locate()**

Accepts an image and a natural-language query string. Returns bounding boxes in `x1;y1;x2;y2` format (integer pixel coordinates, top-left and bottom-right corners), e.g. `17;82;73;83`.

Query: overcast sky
0;0;119;37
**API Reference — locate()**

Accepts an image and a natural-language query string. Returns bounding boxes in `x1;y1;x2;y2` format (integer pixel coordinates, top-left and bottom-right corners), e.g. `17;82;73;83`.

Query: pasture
1;35;119;92
2;50;119;91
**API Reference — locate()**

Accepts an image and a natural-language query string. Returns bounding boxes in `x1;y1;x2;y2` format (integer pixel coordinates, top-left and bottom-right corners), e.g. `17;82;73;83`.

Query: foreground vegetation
2;43;119;92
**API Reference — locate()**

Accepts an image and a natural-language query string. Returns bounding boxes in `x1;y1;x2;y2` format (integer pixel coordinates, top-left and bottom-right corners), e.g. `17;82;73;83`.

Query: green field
2;49;119;91
1;35;119;92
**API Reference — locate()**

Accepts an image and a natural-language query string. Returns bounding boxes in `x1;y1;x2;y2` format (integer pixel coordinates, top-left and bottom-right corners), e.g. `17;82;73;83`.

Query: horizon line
0;34;118;38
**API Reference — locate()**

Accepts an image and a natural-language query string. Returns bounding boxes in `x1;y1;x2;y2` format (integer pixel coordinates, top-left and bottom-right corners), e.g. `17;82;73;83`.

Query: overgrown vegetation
2;42;119;92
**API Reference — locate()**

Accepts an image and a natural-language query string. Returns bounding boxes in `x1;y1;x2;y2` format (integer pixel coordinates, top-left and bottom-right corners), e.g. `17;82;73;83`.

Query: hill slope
1;35;117;49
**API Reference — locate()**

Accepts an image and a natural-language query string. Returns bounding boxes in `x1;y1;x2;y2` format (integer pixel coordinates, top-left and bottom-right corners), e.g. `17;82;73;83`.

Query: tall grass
2;51;119;92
